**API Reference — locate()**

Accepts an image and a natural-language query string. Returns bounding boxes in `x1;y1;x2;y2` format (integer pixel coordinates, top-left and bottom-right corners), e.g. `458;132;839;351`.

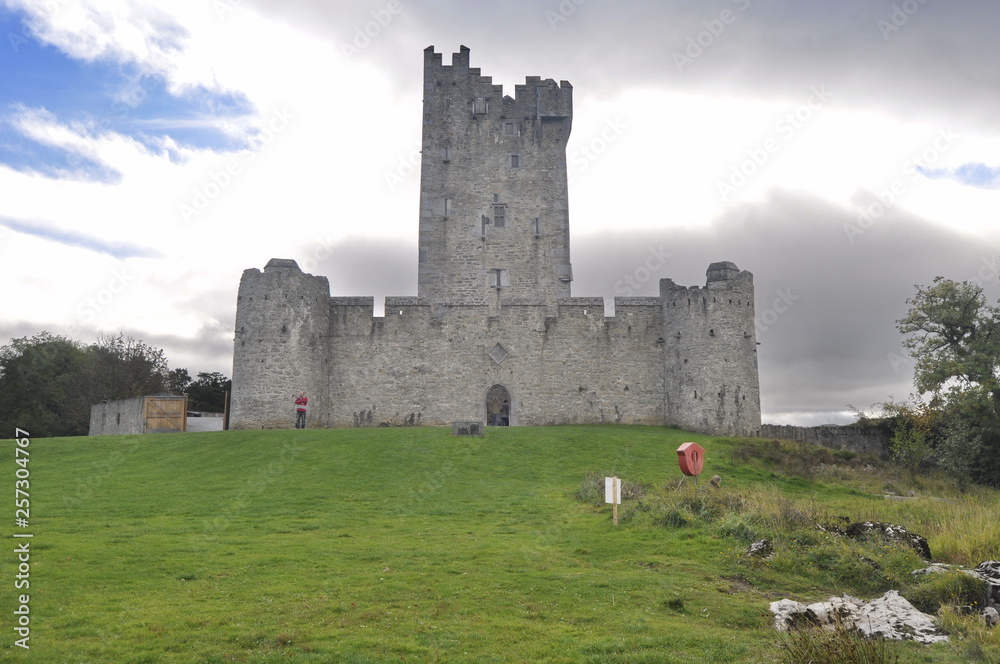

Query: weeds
776;623;901;664
903;570;989;615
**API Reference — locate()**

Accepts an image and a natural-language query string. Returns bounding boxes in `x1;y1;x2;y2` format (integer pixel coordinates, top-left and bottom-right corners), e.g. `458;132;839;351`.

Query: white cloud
2;1;1000;424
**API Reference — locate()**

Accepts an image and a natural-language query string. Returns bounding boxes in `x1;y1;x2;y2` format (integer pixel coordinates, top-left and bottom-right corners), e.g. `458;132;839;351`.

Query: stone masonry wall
327;295;664;427
230;260;763;433
759;424;890;458
89;397;145;436
230;259;332;429
662;263;761;436
418;46;573;306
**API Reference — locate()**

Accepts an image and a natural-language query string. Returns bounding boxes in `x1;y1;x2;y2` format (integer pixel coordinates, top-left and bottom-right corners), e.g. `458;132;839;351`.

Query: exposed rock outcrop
845;521;932;560
974;561;1000;609
770;590;948;644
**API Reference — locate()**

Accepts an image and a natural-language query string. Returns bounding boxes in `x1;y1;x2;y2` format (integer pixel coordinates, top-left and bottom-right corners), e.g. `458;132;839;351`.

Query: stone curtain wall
230;261;764;432
89;397;145;436
759;424;890;457
326;295;666;428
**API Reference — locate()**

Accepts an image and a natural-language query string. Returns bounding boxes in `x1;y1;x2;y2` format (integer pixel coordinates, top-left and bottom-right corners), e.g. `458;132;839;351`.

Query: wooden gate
144;396;188;433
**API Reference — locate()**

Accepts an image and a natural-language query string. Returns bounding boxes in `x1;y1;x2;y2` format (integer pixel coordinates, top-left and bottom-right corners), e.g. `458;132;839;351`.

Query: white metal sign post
605;476;621;526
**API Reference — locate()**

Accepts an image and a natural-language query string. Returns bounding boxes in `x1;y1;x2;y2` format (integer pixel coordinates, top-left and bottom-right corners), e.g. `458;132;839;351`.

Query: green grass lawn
1;426;997;663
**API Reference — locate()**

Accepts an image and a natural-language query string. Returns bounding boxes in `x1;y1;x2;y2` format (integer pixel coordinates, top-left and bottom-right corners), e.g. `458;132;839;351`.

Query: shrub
716;514;758;543
657;507;689;529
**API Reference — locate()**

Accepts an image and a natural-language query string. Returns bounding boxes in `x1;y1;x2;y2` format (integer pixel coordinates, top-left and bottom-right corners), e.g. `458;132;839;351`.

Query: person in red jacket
294;391;308;429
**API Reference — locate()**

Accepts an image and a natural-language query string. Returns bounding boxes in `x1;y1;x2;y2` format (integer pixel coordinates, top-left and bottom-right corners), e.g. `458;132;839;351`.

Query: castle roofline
263;258;301;272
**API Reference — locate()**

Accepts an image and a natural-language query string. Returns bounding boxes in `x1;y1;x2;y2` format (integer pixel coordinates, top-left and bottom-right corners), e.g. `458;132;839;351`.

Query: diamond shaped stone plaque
488;342;509;364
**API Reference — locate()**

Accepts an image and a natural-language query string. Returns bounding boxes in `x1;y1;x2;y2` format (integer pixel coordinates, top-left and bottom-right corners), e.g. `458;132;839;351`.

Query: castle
230;46;761;435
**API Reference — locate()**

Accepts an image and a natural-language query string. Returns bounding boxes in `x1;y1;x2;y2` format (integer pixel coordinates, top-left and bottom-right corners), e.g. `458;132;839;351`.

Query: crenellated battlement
423;46;572;124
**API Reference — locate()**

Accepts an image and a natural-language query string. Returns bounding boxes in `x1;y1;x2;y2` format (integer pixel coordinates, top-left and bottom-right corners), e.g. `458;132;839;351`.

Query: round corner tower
231;259;331;429
660;261;761;436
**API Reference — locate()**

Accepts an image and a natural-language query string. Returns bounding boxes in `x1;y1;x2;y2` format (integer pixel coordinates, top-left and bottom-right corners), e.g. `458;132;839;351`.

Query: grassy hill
2;425;998;663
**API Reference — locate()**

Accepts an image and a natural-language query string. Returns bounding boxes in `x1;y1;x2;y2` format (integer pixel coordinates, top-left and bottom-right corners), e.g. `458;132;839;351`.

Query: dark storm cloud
296;235;417;298
258;0;1000;129
572;190;999;423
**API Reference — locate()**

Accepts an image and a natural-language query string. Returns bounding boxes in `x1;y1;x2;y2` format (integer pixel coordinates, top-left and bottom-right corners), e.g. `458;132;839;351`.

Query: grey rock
747;539;773;559
974;561;1000;609
770;590;947;644
845;521;932;560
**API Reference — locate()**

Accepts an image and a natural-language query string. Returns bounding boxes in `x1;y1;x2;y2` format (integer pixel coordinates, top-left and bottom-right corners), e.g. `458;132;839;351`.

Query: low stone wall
759;424;889;458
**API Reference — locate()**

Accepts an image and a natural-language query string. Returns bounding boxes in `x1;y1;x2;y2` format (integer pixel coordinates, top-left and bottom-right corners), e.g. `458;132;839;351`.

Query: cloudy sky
1;0;998;426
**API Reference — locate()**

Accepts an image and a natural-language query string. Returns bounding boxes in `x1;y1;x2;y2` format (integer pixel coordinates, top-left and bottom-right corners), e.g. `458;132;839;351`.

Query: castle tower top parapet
418;46;574;307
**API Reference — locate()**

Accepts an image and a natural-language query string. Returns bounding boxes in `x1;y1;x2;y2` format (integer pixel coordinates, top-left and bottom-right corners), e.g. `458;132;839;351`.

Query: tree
186;371;231;412
0;331;173;437
71;334;168;413
0;333;89;437
897;277;1000;412
897;277;1000;485
167;367;192;395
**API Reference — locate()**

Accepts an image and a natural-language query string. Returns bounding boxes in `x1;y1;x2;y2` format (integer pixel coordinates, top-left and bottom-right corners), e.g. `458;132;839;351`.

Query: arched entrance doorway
486;385;511;426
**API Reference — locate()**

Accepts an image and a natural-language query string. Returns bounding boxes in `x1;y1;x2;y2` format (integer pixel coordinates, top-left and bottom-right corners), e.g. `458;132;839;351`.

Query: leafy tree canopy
894;277;1000;485
0;331;228;437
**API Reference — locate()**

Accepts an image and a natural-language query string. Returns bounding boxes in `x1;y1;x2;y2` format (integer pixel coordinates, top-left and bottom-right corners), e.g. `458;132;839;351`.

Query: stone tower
661;262;761;435
417;46;574;308
231;259;331;428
